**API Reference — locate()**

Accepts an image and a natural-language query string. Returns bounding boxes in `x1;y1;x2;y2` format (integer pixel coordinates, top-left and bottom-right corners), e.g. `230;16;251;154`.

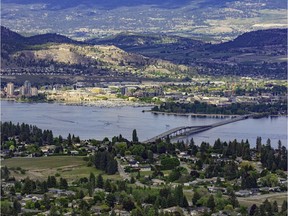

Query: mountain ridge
1;26;287;79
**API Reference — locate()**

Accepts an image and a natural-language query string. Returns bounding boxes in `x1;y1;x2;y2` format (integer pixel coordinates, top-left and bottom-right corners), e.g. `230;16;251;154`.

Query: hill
210;29;287;51
88;33;204;49
1;26;81;58
1;27;193;80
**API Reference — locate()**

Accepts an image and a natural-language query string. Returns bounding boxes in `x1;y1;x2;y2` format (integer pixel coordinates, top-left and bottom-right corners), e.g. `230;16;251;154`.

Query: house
111;209;130;216
211;153;223;159
129;160;139;168
152;179;165;186
70;150;79;155
162;206;182;214
140;165;151;172
191;207;211;215
235;190;252;197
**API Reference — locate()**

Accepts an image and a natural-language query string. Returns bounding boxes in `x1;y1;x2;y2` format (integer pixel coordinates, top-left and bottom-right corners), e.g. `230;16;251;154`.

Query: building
6;82;14;96
23;80;31;96
31;87;38;96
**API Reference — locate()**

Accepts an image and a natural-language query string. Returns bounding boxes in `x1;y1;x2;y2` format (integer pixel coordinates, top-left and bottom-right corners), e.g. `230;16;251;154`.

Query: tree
228;191;239;208
132;129;139;142
106;193;116;207
110;210;116;216
89;172;96;189
174;185;185;207
13;199;21;215
47;176;57;188
122;197;135;211
207;195;215;211
67;133;72;146
224;162;239;180
192;191;201;206
59;178;68;190
281;200;287;213
96;174;104;188
161;157;180;170
168;169;181;182
263;199;272;216
249;204;258;216
256;137;262;153
272;201;278;213
104;180;112;192
22;178;35;195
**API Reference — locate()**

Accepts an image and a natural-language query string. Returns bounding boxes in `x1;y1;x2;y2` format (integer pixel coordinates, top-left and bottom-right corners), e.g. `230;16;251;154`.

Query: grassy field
237;192;287;208
2;156;121;181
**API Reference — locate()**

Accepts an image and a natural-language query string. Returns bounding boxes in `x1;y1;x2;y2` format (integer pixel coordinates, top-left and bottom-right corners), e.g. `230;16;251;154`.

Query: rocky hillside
12;44;190;78
1;27;192;79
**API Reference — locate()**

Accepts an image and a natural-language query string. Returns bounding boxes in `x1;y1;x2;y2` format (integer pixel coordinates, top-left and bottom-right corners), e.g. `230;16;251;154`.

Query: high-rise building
6;82;14;96
31;87;38;96
20;86;25;96
23;80;31;96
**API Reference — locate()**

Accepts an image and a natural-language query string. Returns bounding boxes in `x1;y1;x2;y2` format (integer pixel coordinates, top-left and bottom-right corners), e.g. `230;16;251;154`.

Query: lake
1;101;287;147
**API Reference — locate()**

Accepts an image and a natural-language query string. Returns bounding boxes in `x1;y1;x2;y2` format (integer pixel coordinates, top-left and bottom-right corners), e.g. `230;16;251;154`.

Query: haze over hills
2;0;287;43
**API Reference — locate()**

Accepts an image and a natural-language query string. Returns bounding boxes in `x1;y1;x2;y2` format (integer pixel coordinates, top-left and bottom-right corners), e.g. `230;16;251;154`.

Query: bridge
143;115;250;143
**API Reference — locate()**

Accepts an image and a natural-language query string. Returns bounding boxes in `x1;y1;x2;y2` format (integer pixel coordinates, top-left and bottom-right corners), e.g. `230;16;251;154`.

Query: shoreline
2;99;287;117
0;98;154;108
143;110;288;118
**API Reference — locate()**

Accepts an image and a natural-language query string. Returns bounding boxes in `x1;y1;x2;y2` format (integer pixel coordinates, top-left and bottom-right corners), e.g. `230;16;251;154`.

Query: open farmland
2;156;121;181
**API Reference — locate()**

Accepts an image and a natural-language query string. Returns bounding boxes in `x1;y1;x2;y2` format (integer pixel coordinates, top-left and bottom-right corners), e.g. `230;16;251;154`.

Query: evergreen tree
13;199;21;215
89;172;96;189
192;191;201;206
272;201;278;213
263;199;272;216
59;178;68;189
207;195;215;211
96;174;104;188
281;200;287;213
50;176;57;187
106;193;116;207
67;133;72;146
132;129;139;143
174;185;183;207
122;197;135;211
256;137;262;153
249;204;258;216
110;210;116;216
104;179;112;192
228;191;239;208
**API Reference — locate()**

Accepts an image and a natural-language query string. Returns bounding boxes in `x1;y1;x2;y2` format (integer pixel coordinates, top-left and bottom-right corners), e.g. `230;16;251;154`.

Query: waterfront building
6;82;14;96
19;86;25;96
23;80;31;96
31;87;38;96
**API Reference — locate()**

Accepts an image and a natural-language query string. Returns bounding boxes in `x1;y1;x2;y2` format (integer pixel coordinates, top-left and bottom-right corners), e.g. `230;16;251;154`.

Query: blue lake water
1;101;287;147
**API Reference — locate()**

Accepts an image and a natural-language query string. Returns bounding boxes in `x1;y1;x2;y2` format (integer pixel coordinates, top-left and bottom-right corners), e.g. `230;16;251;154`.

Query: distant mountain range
88;29;287;51
1;0;232;10
2;0;286;42
1;26;287;79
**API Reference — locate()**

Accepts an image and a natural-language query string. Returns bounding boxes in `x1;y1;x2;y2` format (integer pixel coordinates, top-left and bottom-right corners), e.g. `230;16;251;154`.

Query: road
116;159;145;187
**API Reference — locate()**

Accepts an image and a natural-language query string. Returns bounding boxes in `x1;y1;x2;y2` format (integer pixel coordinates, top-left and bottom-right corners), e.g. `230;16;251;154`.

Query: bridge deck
143;115;250;143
